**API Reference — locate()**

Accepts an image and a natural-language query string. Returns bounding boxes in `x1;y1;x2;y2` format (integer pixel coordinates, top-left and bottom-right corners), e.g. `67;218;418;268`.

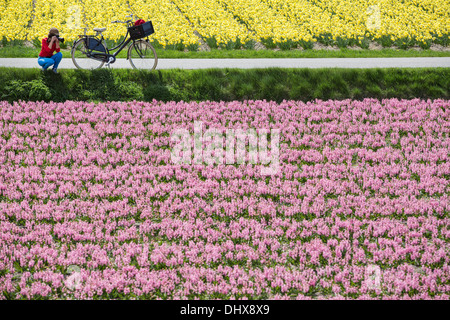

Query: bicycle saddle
93;28;106;32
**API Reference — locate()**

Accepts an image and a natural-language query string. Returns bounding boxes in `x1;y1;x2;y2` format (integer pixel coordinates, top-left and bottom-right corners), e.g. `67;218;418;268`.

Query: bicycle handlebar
111;20;132;24
112;13;135;24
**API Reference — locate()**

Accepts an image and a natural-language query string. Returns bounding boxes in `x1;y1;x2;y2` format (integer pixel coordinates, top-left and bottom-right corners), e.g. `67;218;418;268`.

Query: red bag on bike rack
135;19;145;26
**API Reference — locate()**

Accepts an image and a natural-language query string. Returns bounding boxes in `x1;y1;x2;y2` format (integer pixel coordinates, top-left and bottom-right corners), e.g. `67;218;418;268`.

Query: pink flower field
0;98;449;300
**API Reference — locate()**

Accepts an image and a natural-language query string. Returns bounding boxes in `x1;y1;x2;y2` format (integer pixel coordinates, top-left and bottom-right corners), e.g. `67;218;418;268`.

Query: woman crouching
38;27;63;73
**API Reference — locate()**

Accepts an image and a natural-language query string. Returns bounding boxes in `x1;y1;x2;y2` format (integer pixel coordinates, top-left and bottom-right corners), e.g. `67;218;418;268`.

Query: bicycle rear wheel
128;40;157;70
71;39;105;70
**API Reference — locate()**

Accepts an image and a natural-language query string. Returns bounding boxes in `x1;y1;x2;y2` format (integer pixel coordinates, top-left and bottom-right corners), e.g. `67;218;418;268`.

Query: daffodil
0;0;447;48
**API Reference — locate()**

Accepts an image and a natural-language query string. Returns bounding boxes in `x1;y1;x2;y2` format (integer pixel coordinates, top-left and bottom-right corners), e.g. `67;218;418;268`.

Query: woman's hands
49;35;60;49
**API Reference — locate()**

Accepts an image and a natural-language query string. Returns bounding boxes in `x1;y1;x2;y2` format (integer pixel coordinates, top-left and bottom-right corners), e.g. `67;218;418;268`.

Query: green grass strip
0;67;448;103
0;46;449;59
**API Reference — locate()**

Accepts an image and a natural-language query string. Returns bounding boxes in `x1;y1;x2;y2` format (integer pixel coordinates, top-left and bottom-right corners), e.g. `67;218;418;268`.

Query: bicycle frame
105;31;133;53
73;13;154;68
77;31;131;62
77;29;148;63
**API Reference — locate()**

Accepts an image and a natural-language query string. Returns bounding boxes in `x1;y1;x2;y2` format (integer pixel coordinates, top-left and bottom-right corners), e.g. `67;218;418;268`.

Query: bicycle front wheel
128;40;157;70
71;39;105;70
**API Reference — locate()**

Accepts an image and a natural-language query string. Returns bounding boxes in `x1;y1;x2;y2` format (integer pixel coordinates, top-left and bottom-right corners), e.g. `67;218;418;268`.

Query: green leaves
0;68;449;103
2;79;52;101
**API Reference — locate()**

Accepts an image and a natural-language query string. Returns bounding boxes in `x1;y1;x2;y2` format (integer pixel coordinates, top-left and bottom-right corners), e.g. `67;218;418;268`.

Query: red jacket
39;37;60;58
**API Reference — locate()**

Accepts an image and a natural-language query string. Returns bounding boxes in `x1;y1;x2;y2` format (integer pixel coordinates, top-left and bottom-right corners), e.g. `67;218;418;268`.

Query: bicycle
71;14;158;70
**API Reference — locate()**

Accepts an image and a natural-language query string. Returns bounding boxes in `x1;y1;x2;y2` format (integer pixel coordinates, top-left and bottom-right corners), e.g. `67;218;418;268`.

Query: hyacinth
0;98;449;300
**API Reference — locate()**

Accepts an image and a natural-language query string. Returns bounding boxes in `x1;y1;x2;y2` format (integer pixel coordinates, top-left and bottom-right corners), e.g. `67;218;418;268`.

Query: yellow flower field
0;0;448;49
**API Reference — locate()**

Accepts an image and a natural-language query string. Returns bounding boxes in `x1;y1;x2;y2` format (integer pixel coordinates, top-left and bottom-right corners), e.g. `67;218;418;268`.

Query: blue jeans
38;52;62;70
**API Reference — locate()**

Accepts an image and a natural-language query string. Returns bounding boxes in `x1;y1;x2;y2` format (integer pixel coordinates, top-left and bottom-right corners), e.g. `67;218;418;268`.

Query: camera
51;35;64;43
